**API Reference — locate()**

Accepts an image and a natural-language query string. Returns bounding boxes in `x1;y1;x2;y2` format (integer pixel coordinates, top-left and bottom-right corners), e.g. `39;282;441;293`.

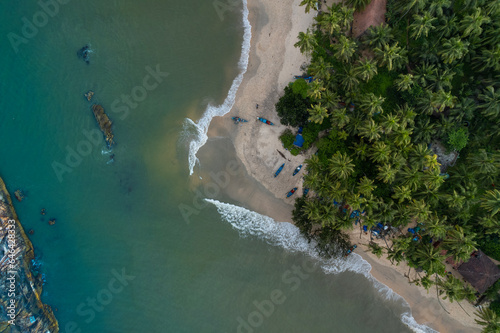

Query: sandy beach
204;0;482;331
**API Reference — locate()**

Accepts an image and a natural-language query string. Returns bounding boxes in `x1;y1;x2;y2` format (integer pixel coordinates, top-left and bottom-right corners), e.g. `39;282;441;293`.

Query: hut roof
457;250;500;294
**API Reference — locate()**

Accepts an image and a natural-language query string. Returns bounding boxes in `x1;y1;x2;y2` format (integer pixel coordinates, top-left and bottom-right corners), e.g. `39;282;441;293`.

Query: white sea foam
206;199;439;333
184;0;252;175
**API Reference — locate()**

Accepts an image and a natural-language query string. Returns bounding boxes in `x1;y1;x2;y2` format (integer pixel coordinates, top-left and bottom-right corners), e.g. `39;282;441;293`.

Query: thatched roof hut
457;250;500;294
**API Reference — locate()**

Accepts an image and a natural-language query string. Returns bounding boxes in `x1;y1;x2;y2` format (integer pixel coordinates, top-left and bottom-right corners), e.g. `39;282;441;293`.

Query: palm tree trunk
434;274;451;315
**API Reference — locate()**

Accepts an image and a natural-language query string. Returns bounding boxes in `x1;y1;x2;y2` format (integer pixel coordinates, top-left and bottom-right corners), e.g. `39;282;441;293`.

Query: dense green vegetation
288;0;500;330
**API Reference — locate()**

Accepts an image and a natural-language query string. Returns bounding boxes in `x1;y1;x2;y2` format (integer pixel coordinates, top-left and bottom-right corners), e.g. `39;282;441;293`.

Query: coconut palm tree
437;275;476;303
358;119;382;142
360;93;385;116
328;152;355;181
303;199;323;223
395;0;427;16
392;185;412;203
438;37;469;64
374;42;408;71
414;62;437;88
308;103;329;124
481;189;500;216
460;8;491;37
315;6;341;36
423;167;445;190
393;127;413;147
478;86;500;120
351;139;369;161
309;57;333;81
428;0;451;16
416;185;441;207
430;89;457;112
321;89;340;110
443;226;477;263
356;176;376;196
305;154;322;174
410;143;432;169
380;113;399;134
338;5;355;32
355;58;378;82
408;198;432;221
340;66;360;91
414;244;446;276
333;35;357;63
413;118;437;144
424;215;448;240
369;242;384;258
369;141;391;164
377;163;397;183
364;24;393;49
394;73;414;91
474;45;500;72
307;80;326;101
299;0;318;13
467;149;500;177
474;307;500;332
400;166;423;191
478;216;500;235
295;29;318;56
387;248;405;265
345;0;372;11
410;12;437;39
330;107;350;129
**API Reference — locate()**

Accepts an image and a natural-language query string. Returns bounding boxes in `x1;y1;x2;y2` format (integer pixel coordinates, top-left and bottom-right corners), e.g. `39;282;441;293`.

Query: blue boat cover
293;134;304;147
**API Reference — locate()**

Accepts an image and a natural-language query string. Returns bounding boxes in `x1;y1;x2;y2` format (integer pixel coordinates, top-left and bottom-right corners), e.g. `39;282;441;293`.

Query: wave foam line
184;0;251;175
206;199;438;333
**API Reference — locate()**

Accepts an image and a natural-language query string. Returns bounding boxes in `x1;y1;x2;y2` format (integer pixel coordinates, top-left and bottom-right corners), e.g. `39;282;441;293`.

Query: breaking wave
184;0;251;175
206;199;438;333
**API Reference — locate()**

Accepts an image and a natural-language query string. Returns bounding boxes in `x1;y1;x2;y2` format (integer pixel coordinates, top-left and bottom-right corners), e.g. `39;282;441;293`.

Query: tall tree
481;189;500;216
364;24;393;49
308;103;329;124
360;93;385;115
443;226;477;263
295;29;318;55
438;37;469;64
410;12;437;39
430;89;457;112
328;152;355;181
355;58;378;81
394;73;414;91
474;307;500;332
345;0;372;12
460;8;491;37
299;0;318;14
333;35;357;63
374;42;408;71
358;119;382;142
478;86;500;120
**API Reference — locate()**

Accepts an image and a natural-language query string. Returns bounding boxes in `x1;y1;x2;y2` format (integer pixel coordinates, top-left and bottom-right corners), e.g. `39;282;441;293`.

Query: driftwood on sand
91;104;115;147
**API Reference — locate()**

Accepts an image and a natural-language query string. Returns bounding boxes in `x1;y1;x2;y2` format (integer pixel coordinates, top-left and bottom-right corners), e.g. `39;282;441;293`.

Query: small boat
232;117;248;123
293;165;302;176
286;187;297;198
345;245;357;256
274;163;285;177
303;188;309;196
257;117;274;125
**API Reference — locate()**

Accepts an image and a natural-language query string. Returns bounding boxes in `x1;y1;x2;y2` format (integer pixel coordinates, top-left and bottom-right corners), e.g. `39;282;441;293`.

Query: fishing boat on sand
274;163;285;177
345;245;357;256
286;187;297;198
303;188;309;196
293;165;302;176
257;117;274;125
232;117;248;124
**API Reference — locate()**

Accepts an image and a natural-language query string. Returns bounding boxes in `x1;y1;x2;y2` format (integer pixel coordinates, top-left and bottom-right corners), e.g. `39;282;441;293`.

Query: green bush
490;300;500;316
280;129;295;149
276;86;311;127
479;237;500;261
317;130;348;165
447;127;469;152
292;79;309;98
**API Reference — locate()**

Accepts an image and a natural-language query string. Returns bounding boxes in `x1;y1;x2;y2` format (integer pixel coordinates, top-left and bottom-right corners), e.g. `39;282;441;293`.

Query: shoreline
202;0;481;332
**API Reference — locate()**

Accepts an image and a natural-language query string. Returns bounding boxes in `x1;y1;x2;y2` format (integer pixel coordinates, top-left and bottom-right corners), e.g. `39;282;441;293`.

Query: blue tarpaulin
293;134;304;147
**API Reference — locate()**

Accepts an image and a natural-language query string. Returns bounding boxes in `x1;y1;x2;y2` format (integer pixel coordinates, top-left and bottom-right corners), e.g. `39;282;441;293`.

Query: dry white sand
204;0;482;331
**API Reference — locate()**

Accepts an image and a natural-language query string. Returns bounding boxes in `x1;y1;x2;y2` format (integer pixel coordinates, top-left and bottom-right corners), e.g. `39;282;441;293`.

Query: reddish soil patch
352;0;387;38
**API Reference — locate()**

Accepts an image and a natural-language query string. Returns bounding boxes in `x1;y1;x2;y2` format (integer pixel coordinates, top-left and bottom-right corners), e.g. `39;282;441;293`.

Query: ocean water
0;0;425;332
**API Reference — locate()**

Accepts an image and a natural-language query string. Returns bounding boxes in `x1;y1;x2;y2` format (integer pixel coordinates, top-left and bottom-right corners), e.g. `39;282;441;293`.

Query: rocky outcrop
91;104;115;148
0;176;59;332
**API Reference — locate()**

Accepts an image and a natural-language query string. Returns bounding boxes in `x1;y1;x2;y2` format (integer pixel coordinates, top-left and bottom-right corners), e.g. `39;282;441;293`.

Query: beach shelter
457;250;500;294
293;134;304;147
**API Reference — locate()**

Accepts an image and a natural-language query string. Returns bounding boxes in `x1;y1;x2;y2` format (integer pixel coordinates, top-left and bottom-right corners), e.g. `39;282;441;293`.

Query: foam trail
184;0;251;175
206;199;438;333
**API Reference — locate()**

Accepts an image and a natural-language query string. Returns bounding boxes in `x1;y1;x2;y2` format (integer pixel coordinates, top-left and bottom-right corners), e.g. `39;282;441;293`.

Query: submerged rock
77;45;90;64
91;104;115;148
0;177;59;332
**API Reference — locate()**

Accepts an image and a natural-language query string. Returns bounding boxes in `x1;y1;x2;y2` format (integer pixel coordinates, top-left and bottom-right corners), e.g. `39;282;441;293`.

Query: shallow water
0;0;421;332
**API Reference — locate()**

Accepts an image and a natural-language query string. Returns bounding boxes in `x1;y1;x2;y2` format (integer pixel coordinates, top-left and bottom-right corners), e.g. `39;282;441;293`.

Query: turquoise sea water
0;1;421;332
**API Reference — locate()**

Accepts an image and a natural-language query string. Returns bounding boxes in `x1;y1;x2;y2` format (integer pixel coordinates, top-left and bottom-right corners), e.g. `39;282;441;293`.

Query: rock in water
85;90;94;101
14;189;24;201
91;104;115;147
